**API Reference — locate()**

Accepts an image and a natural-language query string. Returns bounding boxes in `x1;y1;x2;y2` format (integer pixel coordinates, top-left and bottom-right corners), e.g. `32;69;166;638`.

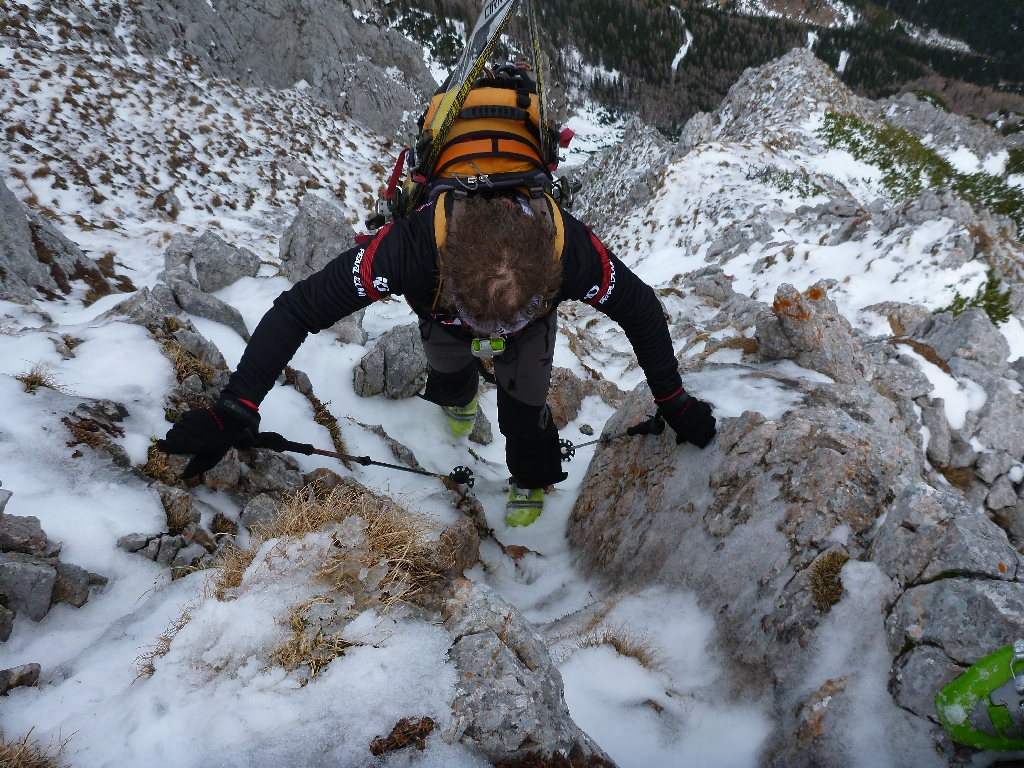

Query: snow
0;9;1020;767
944;146;983;174
837;50;850;74
671;30;695;71
894;344;987;430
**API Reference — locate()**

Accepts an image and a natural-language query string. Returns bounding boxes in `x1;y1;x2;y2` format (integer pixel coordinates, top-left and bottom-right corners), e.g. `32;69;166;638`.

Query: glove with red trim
156;396;260;478
658;391;716;448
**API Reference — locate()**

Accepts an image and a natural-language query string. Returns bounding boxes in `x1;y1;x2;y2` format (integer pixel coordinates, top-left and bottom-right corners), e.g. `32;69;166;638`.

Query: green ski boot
936;638;1024;750
506;478;543;527
443;398;477;437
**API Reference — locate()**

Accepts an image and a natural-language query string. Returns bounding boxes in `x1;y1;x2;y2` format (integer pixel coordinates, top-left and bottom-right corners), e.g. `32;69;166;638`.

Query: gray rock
171;543;208;569
891;645;966;721
154;190;182;221
873;360;933;401
0;175;45;302
157;485;199;528
469;408;492;446
676;111;715;155
27;209;116;301
755;281;862;383
203;449;241;492
329;309;368;346
164;233;197;272
0;488;10;516
0;552;56;622
155;535;185;567
920;399;951;467
548;367;585;429
987;474;1018;510
0;663;41;695
975;451;1014;484
51;562;91;607
240;493;279;530
134;0;435;136
101;286;175;328
172;328;227;370
191;231;260;292
872;484;1018;589
912;308;1010;374
0;605;12;642
975;380;1024;459
243;451;303;495
279;194;356;283
139;538;160;561
353;324;427;399
1;514;51;556
166;277;250;340
887;578;1024;664
443;579;613;764
117;533;151;552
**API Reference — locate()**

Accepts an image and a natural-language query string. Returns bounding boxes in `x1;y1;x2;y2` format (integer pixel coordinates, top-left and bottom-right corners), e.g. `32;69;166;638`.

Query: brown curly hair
440;195;561;330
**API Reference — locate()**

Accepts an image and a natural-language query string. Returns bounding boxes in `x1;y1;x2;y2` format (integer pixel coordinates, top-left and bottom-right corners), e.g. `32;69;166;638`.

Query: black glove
156;396;260;478
658;391;716;448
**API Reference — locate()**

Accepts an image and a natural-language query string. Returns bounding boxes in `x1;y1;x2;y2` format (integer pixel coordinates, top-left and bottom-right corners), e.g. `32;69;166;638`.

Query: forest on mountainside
381;0;1024;129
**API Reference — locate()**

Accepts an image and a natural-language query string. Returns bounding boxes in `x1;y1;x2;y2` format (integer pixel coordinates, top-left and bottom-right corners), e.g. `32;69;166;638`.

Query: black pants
418;316;567;489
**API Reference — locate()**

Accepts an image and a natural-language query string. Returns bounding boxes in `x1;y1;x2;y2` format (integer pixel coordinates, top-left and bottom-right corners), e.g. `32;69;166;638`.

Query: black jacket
223;199;683;406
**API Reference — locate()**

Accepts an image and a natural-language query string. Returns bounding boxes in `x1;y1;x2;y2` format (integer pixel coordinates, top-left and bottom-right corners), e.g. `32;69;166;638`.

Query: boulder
203;449;241;492
166;276;251;340
117;533;151;553
0;175;45;302
468;408;492;446
191;231;260;292
242;451;303;496
887;578;1024;666
1;514;61;557
0;663;41;695
911;308;1010;375
548;367;585;429
872;360;932;401
756;281;865;383
279;194;356;283
891;645;965;722
0;552;56;621
975;380;1024;460
442;579;614;765
919;399;951;467
171;543;208;569
172;327;228;370
871;484;1018;589
51;562;91;607
100;286;176;328
155;535;186;567
240;493;279;530
353;324;428;399
329;309;368;345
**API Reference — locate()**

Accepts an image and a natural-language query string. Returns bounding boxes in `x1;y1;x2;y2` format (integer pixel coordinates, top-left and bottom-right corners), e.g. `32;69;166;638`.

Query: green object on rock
936;640;1024;751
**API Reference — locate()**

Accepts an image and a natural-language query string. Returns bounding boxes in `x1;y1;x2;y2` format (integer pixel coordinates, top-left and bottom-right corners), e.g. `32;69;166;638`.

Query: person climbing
156;188;717;526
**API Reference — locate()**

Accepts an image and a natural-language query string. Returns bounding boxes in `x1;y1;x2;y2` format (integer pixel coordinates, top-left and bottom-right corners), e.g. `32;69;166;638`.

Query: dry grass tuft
211;485;443;608
0;728;69;768
577;622;666;671
139;440;175;484
14;363;68;394
369;717;435;756
269;597;361;677
284;366;348;458
938;464;975;491
133;603;196;680
810;550;850;612
163;315;186;333
161;339;215;386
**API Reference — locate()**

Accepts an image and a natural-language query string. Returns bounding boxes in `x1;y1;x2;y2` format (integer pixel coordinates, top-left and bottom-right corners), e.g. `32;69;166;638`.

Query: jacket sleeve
222;209;437;406
560;212;684;403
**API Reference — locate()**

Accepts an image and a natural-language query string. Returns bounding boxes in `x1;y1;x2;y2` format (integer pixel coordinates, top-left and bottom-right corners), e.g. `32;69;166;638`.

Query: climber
156;189;717;527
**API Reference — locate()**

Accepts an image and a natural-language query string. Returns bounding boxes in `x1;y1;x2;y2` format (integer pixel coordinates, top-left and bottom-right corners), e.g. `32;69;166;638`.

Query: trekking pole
252;431;475;488
558;415;665;461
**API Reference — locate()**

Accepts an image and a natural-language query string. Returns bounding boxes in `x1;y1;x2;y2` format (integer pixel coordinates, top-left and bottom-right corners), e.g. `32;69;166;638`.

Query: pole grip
626;416;665;437
253;431;316;455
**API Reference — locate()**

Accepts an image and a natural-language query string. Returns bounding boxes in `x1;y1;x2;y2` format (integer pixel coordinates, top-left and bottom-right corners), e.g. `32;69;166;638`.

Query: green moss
748;165;827;199
818;112;1024;230
1007;148;1024;176
911;89;947;110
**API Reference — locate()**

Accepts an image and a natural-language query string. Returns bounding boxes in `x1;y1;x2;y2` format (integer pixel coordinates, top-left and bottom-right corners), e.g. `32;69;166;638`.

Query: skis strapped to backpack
365;0;578;231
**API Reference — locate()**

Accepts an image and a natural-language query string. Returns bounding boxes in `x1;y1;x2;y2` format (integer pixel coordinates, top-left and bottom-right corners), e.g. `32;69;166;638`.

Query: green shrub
819;112;1024;230
935;267;1012;326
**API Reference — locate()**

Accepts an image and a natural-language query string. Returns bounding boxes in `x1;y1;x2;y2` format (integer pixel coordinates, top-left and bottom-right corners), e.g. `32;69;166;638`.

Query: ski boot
443;397;477;437
506;477;543;527
936;638;1024;750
